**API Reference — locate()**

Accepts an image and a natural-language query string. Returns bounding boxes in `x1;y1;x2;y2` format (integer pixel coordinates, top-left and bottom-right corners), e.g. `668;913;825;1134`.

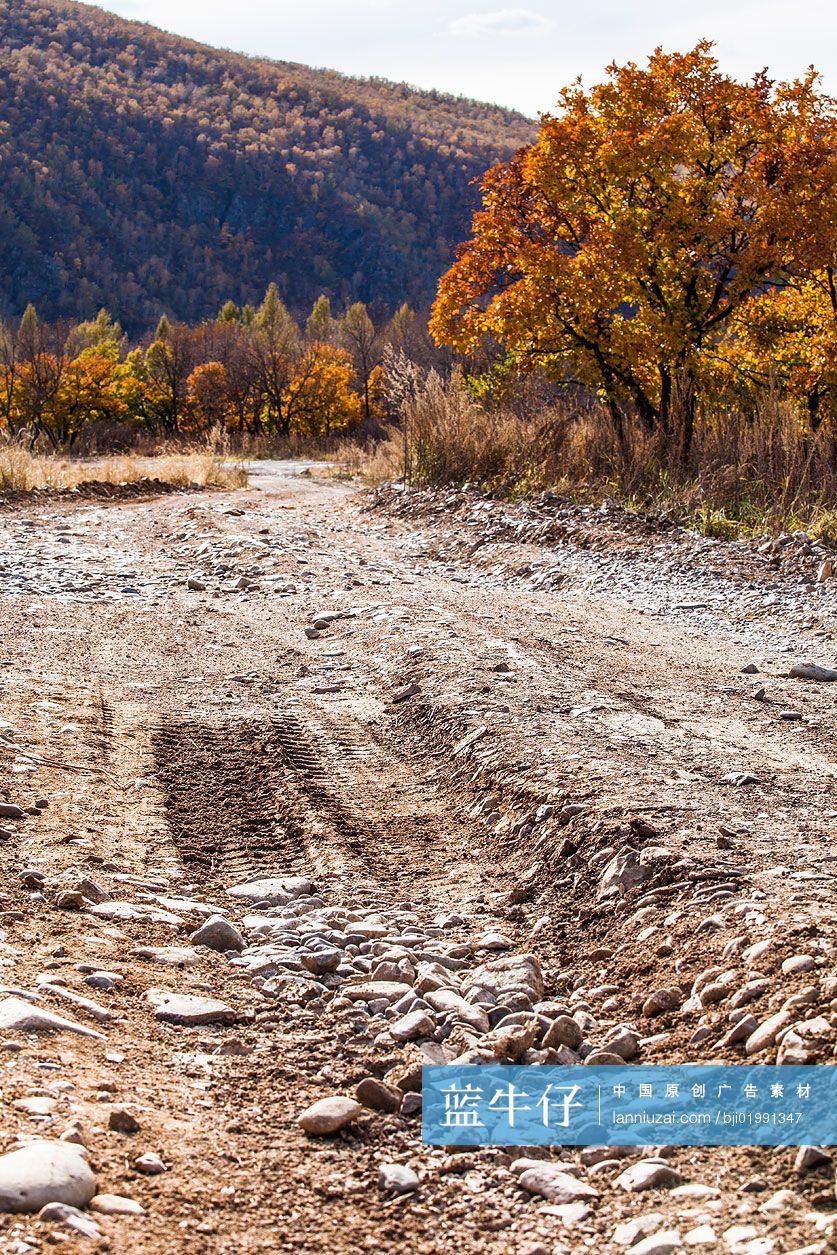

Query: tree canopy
431;43;837;451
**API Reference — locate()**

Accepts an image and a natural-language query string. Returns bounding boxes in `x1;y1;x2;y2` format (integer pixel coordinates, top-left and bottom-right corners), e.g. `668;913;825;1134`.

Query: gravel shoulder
0;465;836;1254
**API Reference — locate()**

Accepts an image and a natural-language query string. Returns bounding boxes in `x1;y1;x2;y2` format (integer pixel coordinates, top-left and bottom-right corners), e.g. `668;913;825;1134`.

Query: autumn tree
290;343;361;436
340;302;380;422
430;43;837;458
185;361;230;431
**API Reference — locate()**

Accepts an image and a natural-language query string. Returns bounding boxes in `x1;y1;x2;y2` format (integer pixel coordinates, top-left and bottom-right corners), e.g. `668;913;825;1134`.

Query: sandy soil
0;462;836;1255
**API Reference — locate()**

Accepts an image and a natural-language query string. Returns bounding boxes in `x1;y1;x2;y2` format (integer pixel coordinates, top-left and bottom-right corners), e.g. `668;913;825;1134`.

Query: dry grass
0;445;247;493
366;374;837;541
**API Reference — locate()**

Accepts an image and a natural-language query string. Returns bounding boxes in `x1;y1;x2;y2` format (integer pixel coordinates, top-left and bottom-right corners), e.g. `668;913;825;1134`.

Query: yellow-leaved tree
430;43;837;459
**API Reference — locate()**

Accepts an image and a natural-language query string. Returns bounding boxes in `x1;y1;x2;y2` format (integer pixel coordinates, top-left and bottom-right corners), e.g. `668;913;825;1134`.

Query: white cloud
447;8;553;37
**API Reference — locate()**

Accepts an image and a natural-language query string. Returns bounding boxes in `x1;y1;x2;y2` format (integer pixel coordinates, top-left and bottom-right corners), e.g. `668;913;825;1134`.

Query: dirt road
1;463;836;1254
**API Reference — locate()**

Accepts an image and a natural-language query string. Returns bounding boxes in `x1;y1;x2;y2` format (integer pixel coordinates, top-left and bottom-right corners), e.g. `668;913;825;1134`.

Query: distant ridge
0;0;535;331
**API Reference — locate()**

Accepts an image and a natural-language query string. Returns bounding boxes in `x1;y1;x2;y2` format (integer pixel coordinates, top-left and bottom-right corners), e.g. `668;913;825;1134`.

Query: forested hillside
0;0;533;332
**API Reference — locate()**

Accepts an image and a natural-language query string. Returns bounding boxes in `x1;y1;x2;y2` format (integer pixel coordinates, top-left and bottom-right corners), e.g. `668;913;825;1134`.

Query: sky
77;0;836;117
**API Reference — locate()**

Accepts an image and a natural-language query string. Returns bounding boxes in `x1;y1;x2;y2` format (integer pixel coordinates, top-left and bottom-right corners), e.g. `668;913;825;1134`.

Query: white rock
39;1202;100;1238
133;1152;166;1175
378;1163;419;1193
131;946;199;967
0;1142;96;1213
91;1193;145;1216
631;1233;682;1255
613;1212;664;1245
0;996;104;1040
684;1225;717;1246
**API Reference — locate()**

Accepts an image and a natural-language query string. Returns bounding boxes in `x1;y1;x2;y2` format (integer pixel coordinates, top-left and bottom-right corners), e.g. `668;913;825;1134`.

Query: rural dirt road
1;462;837;1255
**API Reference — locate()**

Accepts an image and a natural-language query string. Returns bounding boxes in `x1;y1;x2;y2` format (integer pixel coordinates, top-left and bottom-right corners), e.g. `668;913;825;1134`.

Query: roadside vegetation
0;445;245;494
6;43;837;538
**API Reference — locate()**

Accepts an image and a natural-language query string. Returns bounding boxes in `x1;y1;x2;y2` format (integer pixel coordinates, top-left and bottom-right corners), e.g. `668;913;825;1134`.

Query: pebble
615;1160;683;1191
39;1201;100;1239
378;1163;419;1194
355;1078;402;1113
543;1015;583;1050
745;1010;793;1055
781;954;816;974
642;988;681;1017
613;1213;665;1245
131;945;200;967
390;1009;435;1042
226;876;313;904
0;1142;96;1212
90;1193;145;1215
133;1152;166;1175
631;1234;682;1255
300;949;341;975
517;1166;599;1203
299;1096;362;1135
789;662;837;682
108;1108;140;1135
147;990;237;1026
794;1146;831;1172
190;915;245;953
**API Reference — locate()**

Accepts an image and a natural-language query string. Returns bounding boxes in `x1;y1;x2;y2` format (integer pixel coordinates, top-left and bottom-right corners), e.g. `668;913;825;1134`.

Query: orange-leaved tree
289;343;361;437
430;43;837;458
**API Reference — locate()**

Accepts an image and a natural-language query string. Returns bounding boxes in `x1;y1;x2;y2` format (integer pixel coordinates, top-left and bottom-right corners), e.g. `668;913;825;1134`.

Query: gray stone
543;1015;583;1050
190;915;245;953
745;1010;794;1055
0;803;25;820
346;981;413;1003
390;1009;435;1042
300;949;341;975
789;662;837;682
147;990;236;1026
299;1096;362;1135
0;996;105;1040
794;1145;831;1172
0;1142;96;1213
226;876;313;904
378;1163;419;1194
630;1233;682;1255
598;849;653;898
518;1165;599;1203
616;1160;682;1191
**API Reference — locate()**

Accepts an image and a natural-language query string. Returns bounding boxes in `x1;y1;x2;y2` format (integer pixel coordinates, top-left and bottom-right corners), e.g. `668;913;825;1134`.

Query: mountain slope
0;0;534;332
